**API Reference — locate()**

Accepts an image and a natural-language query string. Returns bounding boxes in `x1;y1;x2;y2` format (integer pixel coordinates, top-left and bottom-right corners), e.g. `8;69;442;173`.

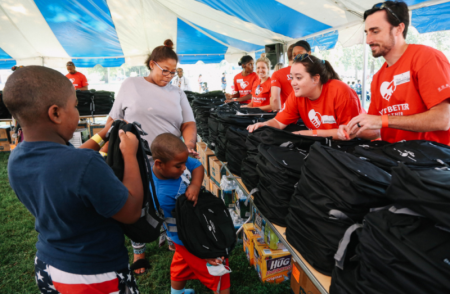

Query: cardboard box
89;123;105;137
202;175;210;191
243;223;261;266
254;237;292;284
0;126;11;142
0;139;11;152
210;181;222;198
290;261;321;294
264;224;285;250
10;130;18;145
210;157;226;186
198;142;215;176
253;206;267;238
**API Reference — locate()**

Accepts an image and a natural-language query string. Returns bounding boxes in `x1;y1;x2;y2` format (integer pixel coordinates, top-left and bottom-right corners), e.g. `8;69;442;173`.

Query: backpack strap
388;206;424;217
164;217;178;233
334;223;363;270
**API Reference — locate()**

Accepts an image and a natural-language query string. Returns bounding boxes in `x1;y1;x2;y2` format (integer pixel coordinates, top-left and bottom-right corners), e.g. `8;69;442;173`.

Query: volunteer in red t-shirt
248;54;369;140
343;1;450;144
270;40;311;111
244;55;272;112
225;55;259;104
65;61;89;90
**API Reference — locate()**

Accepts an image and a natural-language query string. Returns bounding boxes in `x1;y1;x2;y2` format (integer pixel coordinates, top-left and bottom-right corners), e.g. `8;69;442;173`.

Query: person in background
248;54;372;140
172;68;191;91
225;55;259;104
244;55;272;112
270;40;312;111
221;73;227;93
198;74;203;93
273;63;284;72
107;39;197;275
343;1;450;144
351;81;356;91
65;61;88;90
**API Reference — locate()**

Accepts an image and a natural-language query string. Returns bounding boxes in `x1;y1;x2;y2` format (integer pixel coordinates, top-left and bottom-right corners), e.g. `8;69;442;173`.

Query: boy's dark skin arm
184;164;204;207
111;130;144;224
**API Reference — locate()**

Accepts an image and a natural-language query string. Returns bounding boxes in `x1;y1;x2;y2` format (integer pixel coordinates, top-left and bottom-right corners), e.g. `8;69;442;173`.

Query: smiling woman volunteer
107;39;196;275
248;54;369;140
225;55;259;104
244;55;272;112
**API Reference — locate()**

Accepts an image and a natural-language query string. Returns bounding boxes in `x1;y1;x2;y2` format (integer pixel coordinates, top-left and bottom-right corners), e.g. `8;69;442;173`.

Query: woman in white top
107;39;197;275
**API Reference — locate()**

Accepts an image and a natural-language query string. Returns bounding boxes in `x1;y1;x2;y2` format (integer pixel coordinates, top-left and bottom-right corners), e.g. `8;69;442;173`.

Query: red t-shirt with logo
271;66;293;107
368;45;450;144
66;72;89;90
233;72;259;104
276;79;363;129
251;77;272;108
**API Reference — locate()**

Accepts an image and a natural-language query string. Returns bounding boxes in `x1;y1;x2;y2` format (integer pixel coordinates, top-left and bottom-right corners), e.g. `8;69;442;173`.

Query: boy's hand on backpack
119;130;139;157
185;184;200;207
205;257;224;266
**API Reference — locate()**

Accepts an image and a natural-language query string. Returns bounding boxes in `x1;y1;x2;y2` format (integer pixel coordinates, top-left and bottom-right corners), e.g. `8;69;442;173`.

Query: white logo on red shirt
69;78;75;83
380;80;396;101
240;81;249;89
255;86;262;96
308;109;336;128
287;74;290;80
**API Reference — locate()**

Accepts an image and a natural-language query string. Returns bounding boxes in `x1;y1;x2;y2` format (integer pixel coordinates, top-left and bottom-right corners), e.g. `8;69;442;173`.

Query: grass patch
0;152;290;293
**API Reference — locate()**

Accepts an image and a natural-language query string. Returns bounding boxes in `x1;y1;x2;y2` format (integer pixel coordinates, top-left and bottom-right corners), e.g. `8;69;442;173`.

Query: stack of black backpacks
0;91;12;119
286;141;393;275
189;91;225;147
330;140;450;293
213;104;276;162
225;126;249;176
76;89;114;116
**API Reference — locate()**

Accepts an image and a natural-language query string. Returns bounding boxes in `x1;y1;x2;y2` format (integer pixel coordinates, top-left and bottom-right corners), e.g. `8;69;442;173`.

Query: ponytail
293;54;340;85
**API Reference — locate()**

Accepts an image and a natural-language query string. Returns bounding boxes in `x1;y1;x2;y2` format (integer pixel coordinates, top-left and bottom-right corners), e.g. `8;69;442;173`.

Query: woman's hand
247;122;266;133
225;93;232;99
185;184;200;207
187;148;199;158
292;130;309;136
337;125;351;141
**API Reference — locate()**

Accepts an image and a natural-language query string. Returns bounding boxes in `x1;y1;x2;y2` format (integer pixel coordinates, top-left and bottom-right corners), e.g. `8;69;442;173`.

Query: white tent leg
361;33;369;110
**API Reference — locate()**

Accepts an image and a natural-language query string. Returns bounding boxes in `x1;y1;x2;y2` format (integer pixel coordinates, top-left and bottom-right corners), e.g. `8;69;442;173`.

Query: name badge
394;71;410;86
237;79;243;83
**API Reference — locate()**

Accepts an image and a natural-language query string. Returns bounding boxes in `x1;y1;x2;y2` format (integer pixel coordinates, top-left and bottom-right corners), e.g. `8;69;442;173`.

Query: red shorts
171;243;230;291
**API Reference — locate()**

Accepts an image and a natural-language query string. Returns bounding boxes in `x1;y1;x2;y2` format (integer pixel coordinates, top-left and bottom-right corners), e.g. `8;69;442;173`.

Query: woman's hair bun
164;39;174;49
260;53;266;58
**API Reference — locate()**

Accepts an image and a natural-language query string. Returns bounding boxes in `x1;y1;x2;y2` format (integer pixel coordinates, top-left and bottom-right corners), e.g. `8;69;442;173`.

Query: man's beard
371;29;395;58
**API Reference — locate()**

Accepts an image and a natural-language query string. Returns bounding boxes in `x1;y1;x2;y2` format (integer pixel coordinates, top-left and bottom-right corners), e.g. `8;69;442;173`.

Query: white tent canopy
0;0;449;68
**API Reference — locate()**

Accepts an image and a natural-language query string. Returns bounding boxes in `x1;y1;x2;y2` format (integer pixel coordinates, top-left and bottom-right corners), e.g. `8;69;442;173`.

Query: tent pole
361;33;369;110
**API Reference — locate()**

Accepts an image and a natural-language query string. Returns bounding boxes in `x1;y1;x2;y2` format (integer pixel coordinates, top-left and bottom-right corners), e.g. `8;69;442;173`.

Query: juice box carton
254;238;292;284
243;223;261;266
264;224;285;250
253;207;266;237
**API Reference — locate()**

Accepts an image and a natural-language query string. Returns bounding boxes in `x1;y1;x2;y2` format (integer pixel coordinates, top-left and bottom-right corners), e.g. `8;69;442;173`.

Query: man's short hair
177;68;183;71
151;133;188;163
66;61;75;67
3;66;74;126
364;1;410;39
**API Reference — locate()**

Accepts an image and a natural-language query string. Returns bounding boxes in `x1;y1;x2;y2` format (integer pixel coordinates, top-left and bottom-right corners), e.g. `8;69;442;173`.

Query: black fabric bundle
191;92;225;144
214;105;276;162
254;143;308;226
175;188;236;259
241;126;322;191
184;91;197;105
107;120;164;243
0;91;12;119
76;89;114;116
354;140;450;171
330;208;450;294
286;142;392;275
225;126;249;176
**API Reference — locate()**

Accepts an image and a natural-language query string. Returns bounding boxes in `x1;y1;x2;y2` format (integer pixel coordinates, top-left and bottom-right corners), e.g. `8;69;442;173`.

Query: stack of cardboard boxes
0;126;11;152
197;142;228;199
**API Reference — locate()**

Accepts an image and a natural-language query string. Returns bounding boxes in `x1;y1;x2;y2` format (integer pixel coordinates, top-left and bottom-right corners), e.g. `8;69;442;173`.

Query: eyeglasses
294;53;314;63
153;62;177;77
371;2;401;24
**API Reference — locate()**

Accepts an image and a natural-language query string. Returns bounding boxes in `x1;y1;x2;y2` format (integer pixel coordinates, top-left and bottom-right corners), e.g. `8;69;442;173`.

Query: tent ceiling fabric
0;0;449;68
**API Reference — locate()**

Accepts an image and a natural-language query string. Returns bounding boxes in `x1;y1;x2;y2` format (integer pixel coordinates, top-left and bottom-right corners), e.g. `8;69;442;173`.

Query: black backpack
107;120;164;243
225;126;249;176
173;188;236;259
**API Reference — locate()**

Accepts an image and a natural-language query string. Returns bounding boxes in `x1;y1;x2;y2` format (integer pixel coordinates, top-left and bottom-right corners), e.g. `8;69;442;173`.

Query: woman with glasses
225;55;259;104
243;55;273;112
248;54;369;140
107;39;196;275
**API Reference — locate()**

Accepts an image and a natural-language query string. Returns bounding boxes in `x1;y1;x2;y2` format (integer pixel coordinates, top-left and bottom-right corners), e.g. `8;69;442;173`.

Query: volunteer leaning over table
106;39;197;275
225;55;259;104
341;1;450;144
247;53;374;140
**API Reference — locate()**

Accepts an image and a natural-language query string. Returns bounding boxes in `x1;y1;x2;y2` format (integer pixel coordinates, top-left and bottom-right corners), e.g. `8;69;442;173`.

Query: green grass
0;152;291;294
